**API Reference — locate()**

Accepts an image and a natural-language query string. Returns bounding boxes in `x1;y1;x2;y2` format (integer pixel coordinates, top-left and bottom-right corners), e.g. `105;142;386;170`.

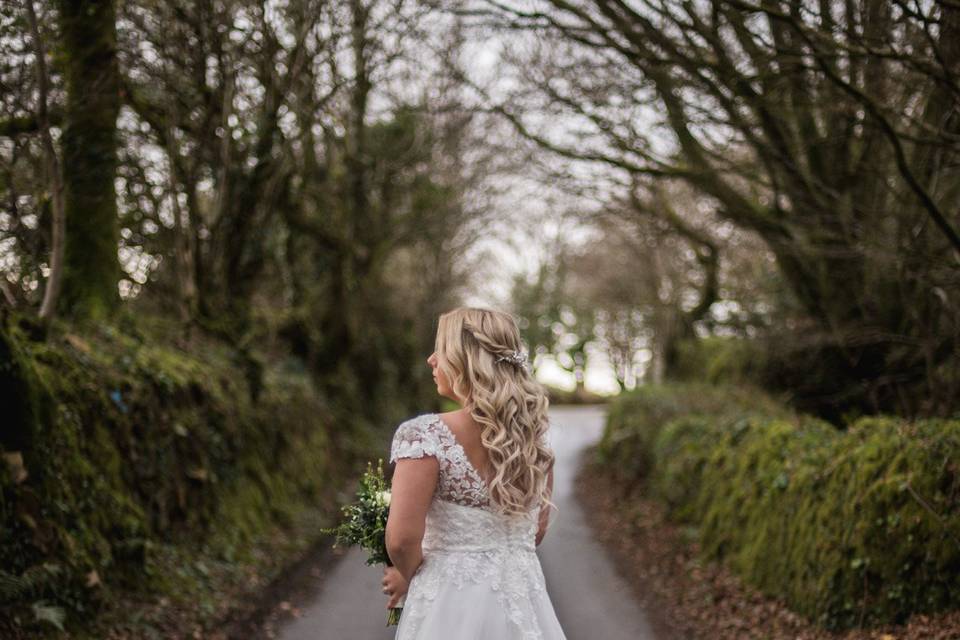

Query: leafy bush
595;382;789;484
0;316;364;635
600;385;960;629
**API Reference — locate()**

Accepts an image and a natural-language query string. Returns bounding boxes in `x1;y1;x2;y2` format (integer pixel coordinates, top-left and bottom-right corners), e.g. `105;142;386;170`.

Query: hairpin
496;349;529;371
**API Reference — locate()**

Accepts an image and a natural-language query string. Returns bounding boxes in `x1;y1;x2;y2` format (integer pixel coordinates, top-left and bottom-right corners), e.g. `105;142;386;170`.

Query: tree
0;0;122;323
454;0;960;417
55;0;122;320
24;0;65;324
510;240;598;391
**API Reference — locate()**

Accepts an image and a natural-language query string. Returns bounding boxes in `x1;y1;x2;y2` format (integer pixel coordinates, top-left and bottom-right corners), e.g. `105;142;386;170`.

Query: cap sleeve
390;416;440;464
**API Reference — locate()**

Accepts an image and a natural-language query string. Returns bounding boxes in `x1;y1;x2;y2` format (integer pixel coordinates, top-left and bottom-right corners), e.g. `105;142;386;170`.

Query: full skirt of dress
394;564;566;639
393;500;567;640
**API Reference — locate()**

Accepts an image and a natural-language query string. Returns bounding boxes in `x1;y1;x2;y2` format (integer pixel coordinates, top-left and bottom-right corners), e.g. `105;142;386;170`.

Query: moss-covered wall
594;382;791;485
0;315;373;636
597;384;960;629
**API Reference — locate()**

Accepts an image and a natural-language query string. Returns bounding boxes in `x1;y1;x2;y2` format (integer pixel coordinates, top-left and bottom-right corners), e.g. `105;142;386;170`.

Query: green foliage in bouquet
322;459;393;566
321;458;402;625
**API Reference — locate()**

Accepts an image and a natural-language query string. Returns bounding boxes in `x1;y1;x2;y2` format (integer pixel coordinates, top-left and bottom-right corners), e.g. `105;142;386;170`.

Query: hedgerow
597;384;960;629
0;315;367;636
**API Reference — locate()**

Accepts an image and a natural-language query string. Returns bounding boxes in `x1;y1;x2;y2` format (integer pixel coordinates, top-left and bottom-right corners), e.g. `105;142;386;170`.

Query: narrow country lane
537;405;658;639
278;405;658;640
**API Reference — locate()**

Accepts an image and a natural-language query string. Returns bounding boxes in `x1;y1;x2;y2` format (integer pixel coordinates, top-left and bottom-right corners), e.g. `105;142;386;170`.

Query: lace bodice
390;412;493;509
389;413;551;640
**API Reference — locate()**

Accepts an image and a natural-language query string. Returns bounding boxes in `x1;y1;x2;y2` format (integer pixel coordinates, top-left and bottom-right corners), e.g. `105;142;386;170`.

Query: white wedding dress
389;413;567;640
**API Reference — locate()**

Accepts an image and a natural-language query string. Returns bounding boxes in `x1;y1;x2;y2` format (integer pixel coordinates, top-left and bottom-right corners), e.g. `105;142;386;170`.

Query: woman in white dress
381;306;567;640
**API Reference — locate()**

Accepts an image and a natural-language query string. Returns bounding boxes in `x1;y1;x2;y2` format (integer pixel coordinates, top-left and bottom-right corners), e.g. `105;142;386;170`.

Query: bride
381;306;567;639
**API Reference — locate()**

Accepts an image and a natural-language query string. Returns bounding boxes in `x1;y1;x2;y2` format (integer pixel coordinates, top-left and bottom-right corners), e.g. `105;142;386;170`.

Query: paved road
278;405;658;640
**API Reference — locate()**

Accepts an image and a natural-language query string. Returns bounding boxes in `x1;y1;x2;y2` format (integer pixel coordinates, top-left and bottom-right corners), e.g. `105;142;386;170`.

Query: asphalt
278;404;659;640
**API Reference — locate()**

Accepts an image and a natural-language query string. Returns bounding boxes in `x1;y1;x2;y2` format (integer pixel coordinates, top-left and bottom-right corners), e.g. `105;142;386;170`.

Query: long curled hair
434;307;556;519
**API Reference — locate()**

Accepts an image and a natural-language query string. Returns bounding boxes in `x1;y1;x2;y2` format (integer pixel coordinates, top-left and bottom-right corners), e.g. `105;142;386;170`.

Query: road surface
278;404;658;640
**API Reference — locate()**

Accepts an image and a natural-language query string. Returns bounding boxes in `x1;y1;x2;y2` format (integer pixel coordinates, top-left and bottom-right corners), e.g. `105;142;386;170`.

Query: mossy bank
0;312;382;637
596;383;960;630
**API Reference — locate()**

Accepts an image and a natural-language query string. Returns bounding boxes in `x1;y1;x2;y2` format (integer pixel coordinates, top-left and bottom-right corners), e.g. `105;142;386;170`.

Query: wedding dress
389;413;567;640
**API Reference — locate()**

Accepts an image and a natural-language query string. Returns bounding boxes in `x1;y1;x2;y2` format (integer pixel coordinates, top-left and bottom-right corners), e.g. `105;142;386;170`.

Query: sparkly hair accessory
496;349;530;371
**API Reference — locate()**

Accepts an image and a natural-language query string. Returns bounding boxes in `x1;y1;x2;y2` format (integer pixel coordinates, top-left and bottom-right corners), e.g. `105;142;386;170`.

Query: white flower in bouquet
377;490;392;507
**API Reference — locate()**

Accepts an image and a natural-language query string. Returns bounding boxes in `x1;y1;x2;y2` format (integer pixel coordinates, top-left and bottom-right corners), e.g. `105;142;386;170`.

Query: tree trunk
26;0;66;324
56;0;122;321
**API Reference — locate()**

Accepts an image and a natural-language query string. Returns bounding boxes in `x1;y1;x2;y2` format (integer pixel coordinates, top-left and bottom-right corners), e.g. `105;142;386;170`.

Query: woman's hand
382;565;408;609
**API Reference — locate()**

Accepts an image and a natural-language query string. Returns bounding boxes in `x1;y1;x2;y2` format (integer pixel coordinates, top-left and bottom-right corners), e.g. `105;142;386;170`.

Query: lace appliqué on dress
390;413;491;509
400;499;547;640
389;414;549;640
390;416;442;463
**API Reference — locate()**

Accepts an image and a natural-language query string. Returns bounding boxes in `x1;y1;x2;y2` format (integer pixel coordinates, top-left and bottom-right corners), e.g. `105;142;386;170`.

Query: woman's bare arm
385;457;439;583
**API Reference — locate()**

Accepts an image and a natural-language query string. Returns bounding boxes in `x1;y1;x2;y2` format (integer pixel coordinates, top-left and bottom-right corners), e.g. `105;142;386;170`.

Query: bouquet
321;458;404;626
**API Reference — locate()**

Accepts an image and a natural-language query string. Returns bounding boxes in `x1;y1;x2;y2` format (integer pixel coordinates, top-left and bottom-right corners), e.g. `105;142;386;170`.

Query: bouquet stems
385;560;405;626
387;592;405;626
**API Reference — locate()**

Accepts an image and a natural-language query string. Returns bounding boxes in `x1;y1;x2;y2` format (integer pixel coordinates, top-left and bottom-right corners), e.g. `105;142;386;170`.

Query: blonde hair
434;306;556;519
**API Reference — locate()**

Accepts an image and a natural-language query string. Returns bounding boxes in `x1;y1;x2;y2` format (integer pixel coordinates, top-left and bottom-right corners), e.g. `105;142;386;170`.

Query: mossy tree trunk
55;0;121;322
310;0;374;375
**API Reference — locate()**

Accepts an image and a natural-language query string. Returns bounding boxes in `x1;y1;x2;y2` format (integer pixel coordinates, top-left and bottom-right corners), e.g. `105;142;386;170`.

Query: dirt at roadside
215;540;349;640
573;451;960;640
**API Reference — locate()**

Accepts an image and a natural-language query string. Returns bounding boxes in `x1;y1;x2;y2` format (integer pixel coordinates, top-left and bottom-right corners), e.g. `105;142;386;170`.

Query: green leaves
605;384;960;629
321;458;392;567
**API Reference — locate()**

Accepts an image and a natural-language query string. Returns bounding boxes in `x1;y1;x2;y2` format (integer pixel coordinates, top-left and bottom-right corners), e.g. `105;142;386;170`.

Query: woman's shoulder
390;413;443;462
394;412;441;436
